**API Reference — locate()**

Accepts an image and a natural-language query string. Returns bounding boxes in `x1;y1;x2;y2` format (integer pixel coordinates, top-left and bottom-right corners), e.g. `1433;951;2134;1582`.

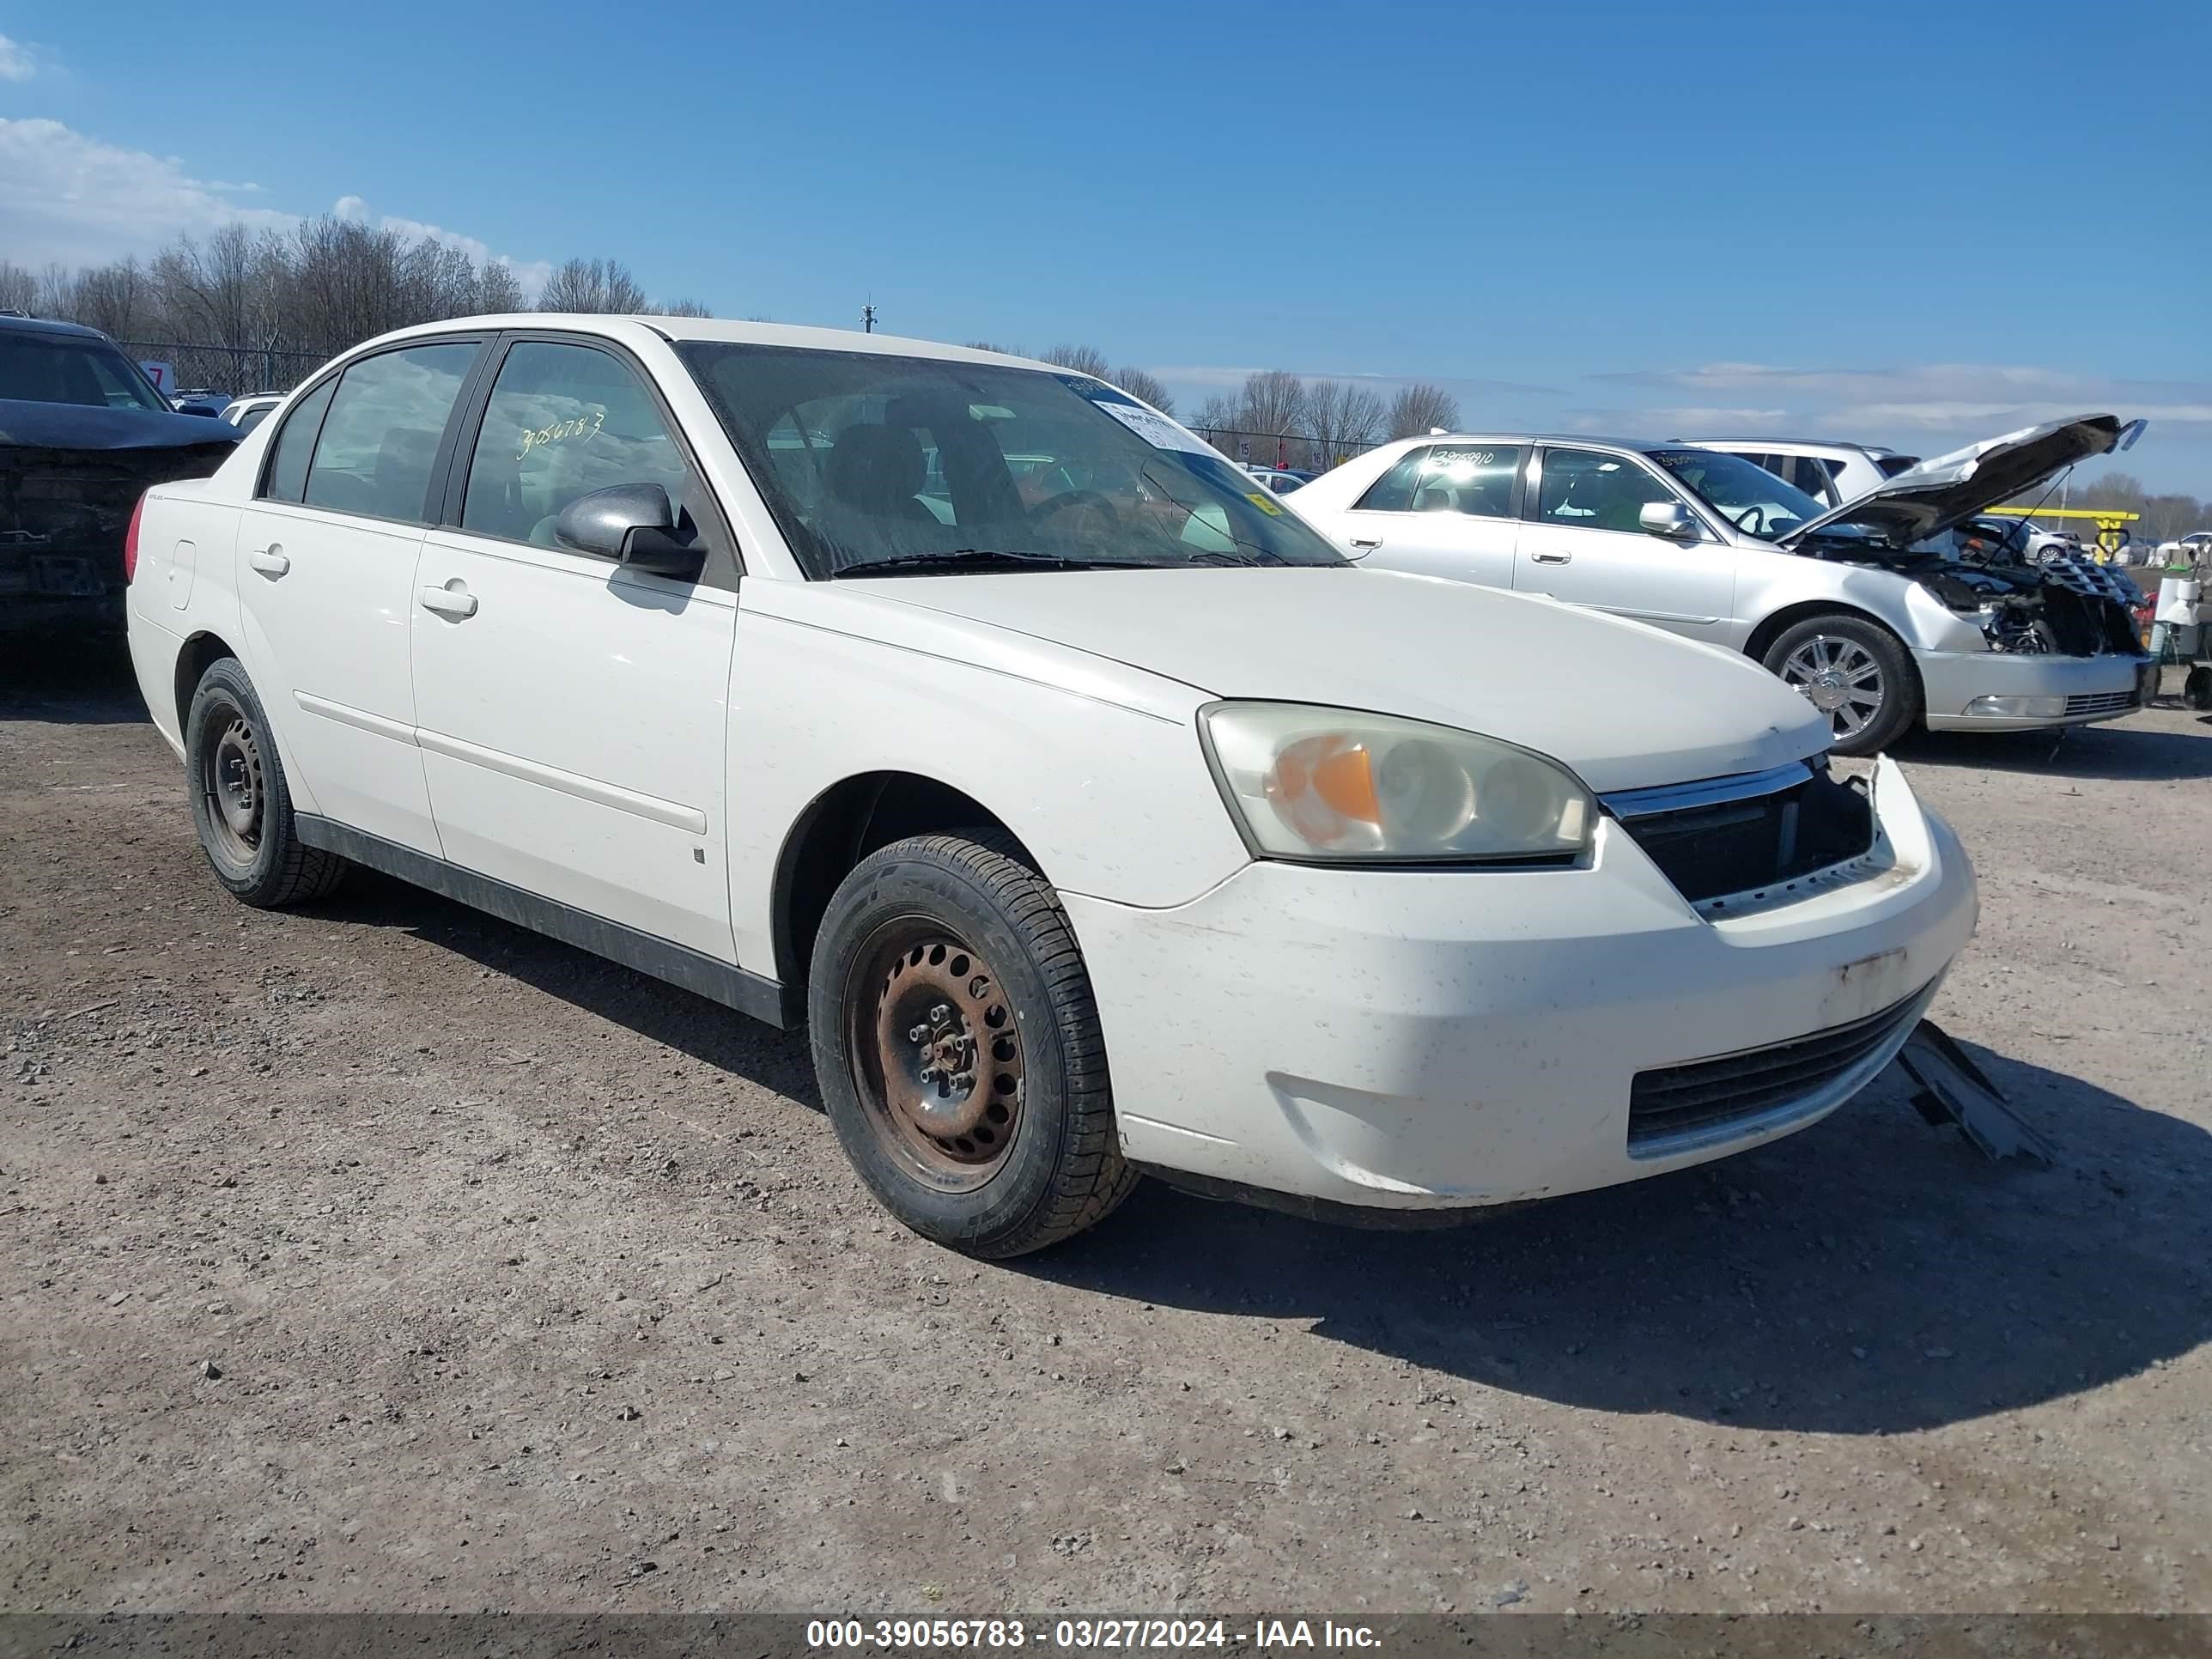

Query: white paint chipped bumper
1066;758;1978;1211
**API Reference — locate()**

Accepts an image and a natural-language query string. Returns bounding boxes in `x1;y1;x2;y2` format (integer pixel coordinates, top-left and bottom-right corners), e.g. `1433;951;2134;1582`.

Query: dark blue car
1;313;243;633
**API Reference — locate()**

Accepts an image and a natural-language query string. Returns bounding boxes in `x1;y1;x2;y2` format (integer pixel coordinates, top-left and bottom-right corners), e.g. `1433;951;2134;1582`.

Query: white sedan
125;318;1977;1255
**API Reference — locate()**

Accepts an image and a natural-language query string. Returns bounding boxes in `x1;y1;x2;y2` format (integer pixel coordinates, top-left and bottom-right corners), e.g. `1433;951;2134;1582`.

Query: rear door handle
1530;550;1572;565
419;581;478;619
248;545;289;576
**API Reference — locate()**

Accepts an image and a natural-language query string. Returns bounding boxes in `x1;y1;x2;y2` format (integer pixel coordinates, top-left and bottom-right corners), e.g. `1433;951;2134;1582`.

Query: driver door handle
248;545;289;577
419;581;478;619
1530;550;1572;565
1348;535;1383;550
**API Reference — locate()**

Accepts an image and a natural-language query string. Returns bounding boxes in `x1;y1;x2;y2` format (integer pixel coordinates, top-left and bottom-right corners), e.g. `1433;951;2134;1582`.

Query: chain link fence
118;340;331;401
1183;424;1385;472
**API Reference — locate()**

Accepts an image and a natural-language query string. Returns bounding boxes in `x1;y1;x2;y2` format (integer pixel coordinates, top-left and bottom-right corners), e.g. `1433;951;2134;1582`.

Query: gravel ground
3;652;2208;1616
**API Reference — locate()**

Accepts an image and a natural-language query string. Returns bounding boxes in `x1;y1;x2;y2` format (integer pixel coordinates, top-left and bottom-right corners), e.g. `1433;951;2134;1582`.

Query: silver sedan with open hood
1290;415;2152;755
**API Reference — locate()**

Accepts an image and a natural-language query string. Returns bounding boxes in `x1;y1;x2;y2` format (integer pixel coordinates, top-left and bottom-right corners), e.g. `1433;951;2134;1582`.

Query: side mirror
554;483;702;578
1639;500;1700;539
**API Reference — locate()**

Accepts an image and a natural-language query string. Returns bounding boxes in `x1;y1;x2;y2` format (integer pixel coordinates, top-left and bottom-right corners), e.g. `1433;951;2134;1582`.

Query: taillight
124;493;146;584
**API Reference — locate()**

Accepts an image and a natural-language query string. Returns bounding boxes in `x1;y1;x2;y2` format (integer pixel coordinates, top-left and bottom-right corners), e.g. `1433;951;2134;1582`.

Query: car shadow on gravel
307;869;825;1108
1036;1046;2212;1436
1896;719;2212;781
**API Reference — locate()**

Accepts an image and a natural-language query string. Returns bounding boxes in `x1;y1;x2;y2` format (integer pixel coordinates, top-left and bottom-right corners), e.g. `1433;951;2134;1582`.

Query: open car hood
1778;415;2128;551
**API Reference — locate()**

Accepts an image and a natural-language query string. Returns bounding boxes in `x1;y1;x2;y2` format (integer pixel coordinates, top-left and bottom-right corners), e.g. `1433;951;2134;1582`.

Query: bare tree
1238;374;1300;451
1112;366;1175;415
70;258;149;337
1193;393;1240;436
476;261;526;313
1041;343;1112;379
538;257;649;314
35;263;76;319
0;260;34;313
651;298;715;318
1388;382;1462;440
1304;380;1385;460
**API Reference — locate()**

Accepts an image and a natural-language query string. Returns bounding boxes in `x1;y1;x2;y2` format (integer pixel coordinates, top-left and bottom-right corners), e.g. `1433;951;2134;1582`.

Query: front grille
2065;690;2137;716
1607;764;1875;908
1627;985;1928;1153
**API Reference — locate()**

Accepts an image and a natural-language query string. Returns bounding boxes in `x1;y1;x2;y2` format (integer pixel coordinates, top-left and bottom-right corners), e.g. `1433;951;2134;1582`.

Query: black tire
185;657;349;908
808;831;1136;1258
1761;613;1923;757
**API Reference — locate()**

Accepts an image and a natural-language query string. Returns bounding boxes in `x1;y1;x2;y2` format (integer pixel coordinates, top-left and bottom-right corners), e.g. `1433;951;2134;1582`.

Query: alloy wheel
1781;635;1885;741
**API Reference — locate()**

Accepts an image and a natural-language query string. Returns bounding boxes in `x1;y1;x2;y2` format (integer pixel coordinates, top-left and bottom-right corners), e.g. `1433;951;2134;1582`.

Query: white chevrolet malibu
125;317;1978;1255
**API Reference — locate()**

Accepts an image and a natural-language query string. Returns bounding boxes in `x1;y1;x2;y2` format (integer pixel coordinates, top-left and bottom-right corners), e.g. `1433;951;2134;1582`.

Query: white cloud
371;208;550;299
1595;362;2212;430
0;33;37;81
0;117;294;265
0;117;547;295
1573;405;1790;433
1154;362;1559;397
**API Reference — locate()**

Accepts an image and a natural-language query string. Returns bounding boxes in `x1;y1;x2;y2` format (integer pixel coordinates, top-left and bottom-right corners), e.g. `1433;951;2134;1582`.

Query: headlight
1198;702;1595;863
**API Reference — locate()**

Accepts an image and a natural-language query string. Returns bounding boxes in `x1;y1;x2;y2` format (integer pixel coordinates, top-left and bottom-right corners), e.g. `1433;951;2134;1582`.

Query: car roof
1685;437;1895;457
1404;431;1684;453
0;313;111;341
351;313;1067;376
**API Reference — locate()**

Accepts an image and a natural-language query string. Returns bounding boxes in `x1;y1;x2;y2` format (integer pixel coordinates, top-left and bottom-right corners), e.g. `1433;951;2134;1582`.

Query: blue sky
4;0;2208;492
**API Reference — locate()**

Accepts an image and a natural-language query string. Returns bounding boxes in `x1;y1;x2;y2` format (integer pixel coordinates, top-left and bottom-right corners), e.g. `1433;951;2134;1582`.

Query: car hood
849;566;1829;793
0;398;246;451
1779;414;2125;551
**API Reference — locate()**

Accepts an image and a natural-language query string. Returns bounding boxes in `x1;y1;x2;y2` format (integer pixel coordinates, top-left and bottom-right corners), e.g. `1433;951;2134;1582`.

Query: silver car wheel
1781;635;1885;740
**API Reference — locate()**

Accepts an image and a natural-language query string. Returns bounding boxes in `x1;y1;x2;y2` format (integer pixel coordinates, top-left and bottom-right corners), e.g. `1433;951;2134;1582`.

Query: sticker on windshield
1244;490;1285;517
1091;398;1214;457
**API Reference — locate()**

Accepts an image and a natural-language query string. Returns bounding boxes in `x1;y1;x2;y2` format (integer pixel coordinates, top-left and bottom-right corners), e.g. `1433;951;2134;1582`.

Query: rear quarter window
261;380;337;504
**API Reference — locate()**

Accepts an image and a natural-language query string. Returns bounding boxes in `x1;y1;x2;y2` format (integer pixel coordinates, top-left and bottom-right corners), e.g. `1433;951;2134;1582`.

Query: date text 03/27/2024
805;1620;1383;1650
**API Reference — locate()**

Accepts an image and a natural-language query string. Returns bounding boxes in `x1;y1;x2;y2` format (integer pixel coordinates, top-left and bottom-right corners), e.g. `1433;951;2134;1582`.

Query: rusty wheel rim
846;921;1024;1192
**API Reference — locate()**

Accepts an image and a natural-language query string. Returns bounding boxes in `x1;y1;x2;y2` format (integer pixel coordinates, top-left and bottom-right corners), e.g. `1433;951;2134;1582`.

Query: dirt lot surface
4;653;2209;1617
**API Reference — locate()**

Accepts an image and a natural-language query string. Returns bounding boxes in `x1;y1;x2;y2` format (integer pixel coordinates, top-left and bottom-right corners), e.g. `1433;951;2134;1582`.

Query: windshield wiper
830;549;1143;579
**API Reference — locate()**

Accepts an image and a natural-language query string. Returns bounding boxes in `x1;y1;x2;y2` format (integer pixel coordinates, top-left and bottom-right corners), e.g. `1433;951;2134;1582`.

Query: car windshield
676;343;1348;577
1650;447;1826;542
0;331;171;412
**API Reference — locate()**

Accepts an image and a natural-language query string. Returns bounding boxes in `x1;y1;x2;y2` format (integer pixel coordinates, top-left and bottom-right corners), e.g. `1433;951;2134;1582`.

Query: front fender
725;608;1250;975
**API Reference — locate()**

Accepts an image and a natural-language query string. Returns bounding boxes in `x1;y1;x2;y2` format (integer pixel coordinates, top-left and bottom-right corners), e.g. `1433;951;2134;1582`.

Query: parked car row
125;317;1989;1256
1285;420;2154;754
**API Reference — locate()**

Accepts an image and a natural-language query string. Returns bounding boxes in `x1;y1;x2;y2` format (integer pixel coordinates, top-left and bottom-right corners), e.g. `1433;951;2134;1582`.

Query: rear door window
261;380;337;505
1356;445;1524;516
1786;455;1844;506
301;342;480;523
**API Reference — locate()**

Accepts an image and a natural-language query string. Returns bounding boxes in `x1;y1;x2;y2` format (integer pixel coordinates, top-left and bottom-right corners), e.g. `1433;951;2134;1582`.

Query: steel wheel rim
845;921;1024;1193
1782;635;1884;738
199;703;265;864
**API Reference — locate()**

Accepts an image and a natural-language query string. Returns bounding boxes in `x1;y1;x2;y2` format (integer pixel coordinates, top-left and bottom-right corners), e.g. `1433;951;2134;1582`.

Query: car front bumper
1915;647;2149;732
1064;757;1977;1212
